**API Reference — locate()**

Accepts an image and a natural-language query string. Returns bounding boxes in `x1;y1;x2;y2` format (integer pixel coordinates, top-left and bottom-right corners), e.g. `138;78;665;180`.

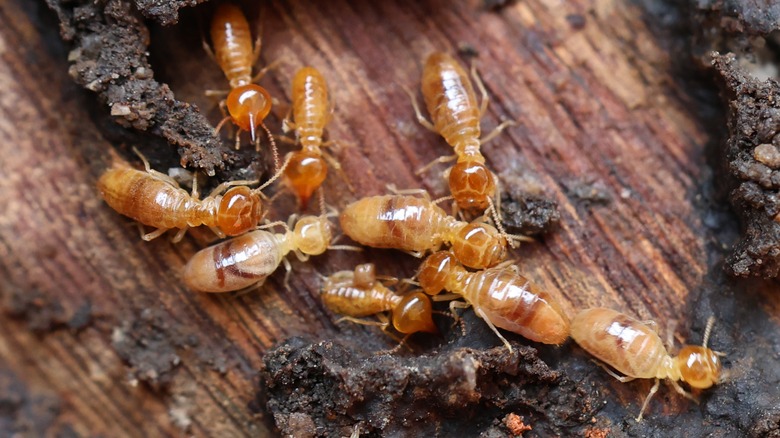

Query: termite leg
251;58;284;83
171;227;189;243
275;134;297;145
142;227;170;241
385;184;432;201
132;147;181;187
470;61;490;117
415;154;458;176
206;178;261;199
593;360;636;383
636;379;661;422
473;306;513;353
481;119;517;145
335;316;388;328
403;85;436;132
208;226;226;239
322;149;355;193
205;89;230;98
668;379;698;403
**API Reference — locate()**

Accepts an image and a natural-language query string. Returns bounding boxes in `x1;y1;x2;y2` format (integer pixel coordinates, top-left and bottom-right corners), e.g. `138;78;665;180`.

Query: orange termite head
217;186;263;236
675;346;723;389
226;84;273;140
417;251;458;295
293;215;332;255
284;151;328;206
451;223;507;269
392;291;437;334
448;161;496;211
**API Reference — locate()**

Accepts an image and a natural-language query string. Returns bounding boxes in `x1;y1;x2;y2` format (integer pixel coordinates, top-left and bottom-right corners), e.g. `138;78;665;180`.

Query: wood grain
1;0;778;436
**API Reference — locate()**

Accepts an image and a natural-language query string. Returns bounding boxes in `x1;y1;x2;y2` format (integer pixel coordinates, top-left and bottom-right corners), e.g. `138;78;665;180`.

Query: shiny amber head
676;346;722;389
217;186;263;236
226;84;273;136
284;151;328;206
393;291;437;334
417;251;457;295
449;161;496;211
293;216;332;255
451;223;507;269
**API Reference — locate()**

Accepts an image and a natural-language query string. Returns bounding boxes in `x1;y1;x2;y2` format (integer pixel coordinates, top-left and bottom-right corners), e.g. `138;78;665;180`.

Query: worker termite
416;251;570;350
339;194;529;270
280;66;351;206
206;2;279;163
184;214;350;293
408;52;516;213
96;148;286;241
321;263;438;335
571;307;725;421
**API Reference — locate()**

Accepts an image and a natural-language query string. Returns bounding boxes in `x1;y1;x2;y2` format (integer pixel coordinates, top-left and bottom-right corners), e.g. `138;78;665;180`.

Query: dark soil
712;53;780;278
258;311;597;438
45;0;226;175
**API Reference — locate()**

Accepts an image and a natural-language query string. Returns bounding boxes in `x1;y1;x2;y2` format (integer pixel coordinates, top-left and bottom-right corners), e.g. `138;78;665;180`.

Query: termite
184;214;342;292
97;149;285;242
206;2;279;164
339;194;529;270
416;251;570;350
280;66;351;206
571;307;725;421
408;52;515;213
321;263;437;335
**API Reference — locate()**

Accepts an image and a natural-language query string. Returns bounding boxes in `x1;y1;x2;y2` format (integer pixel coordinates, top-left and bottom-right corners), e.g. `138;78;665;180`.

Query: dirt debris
712;52;780;278
44;0;224;175
258;329;596;437
132;0;206;25
693;0;780;37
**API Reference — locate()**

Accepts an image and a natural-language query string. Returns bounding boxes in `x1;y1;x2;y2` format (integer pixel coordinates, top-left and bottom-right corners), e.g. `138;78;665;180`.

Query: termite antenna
702;316;716;348
318;187;327;217
255;153;294;192
486;196;514;248
259;122;280;172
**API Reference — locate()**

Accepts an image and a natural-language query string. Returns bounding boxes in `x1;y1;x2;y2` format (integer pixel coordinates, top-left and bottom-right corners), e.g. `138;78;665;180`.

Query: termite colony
95;2;727;423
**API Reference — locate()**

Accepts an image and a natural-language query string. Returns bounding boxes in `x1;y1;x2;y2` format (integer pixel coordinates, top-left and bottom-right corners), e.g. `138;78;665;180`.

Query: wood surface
0;0;778;437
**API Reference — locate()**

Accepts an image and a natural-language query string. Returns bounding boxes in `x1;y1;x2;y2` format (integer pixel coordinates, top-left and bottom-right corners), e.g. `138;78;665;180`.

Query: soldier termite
416;251;570;351
206;2;279;166
571;307;725;421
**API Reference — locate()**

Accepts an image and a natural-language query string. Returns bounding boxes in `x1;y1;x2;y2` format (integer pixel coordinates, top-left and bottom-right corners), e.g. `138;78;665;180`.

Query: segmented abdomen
97;167;210;230
292;67;329;149
321;282;397;317
421;52;481;151
339;195;451;252
571;308;668;378
461;269;570;344
211;3;253;88
183;231;285;293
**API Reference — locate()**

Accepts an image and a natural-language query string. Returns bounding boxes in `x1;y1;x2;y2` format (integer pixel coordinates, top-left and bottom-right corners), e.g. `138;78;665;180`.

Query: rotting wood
0;0;778;436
